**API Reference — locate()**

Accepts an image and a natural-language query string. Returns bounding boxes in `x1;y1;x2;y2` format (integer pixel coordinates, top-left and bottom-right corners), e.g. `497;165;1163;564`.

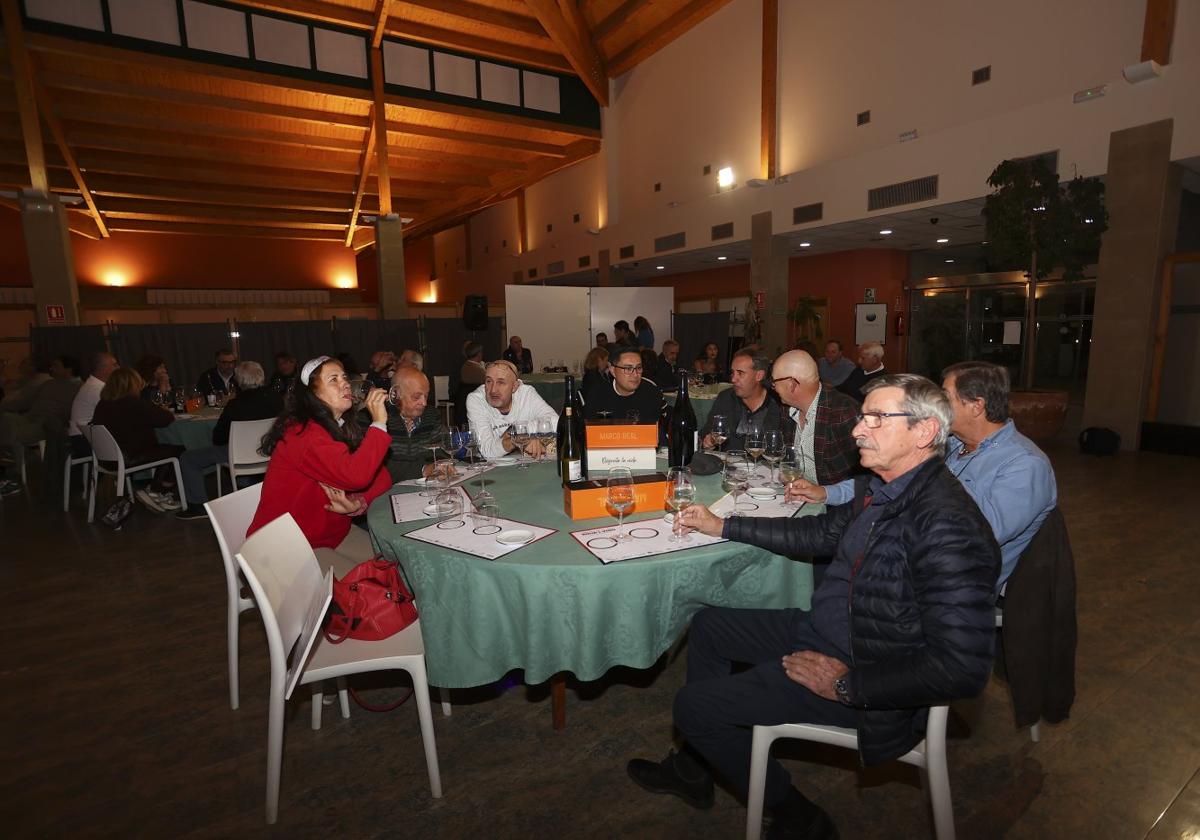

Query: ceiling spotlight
945;259;955;263
936;237;949;244
717;256;727;261
879;229;893;235
656;265;665;270
799;242;811;248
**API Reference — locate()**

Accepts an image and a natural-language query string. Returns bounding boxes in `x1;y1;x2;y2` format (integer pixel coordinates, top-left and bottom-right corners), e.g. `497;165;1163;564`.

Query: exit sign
45;305;66;324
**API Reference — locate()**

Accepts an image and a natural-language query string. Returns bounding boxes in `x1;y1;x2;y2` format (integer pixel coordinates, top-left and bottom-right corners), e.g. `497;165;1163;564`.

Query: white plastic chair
235;514;443;824
215;418;274;497
18;439;46;485
63;441;91;511
204;482;265;711
746;706;953;840
85;424;186;522
995;609;1041;742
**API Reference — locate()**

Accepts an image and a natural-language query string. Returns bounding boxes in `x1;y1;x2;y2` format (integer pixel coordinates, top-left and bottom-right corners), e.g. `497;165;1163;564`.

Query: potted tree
787;295;825;346
983;157;1107;440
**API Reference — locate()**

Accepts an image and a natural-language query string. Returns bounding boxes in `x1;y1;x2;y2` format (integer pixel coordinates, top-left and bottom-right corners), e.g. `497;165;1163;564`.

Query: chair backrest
433;375;450;403
88;424;123;465
205;481;265;572
234;514;325;686
228;418;275;467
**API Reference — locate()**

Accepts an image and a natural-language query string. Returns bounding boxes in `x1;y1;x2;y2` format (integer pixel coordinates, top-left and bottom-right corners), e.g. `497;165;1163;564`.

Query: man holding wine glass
465;360;559;461
379;365;451;483
698;350;783;453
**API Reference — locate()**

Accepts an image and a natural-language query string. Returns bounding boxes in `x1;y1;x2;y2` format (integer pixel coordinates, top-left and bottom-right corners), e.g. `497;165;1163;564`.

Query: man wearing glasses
196;348;239;399
697;350;783;452
582;348;666;429
629;375;999;838
769;349;860;485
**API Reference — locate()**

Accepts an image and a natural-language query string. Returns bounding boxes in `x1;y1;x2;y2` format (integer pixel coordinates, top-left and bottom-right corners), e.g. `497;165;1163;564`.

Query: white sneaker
151;491;182;512
135;489;164;512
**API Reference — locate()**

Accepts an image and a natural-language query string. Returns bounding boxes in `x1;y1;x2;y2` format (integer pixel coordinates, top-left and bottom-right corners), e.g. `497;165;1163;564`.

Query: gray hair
942;361;1010;423
234;361;265;390
863;373;953;454
859;341;884;362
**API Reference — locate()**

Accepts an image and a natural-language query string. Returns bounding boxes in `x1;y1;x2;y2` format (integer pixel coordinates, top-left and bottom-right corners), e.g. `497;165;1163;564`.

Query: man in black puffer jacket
627;374;1000;838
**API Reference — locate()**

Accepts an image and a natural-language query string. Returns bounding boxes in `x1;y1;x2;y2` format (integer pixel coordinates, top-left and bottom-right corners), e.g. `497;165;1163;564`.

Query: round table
368;460;817;696
666;381;732;429
155;410;219;450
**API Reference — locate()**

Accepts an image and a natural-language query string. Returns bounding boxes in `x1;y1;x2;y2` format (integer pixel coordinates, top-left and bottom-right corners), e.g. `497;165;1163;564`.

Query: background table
155;409;219;449
368;460;818;713
521;372;568;412
666;381;732;429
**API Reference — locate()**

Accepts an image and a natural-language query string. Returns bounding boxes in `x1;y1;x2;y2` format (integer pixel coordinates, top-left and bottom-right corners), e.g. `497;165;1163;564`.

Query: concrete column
750;210;789;356
19;191;81;327
1083;119;1181;449
597;248;619;287
375;215;409;319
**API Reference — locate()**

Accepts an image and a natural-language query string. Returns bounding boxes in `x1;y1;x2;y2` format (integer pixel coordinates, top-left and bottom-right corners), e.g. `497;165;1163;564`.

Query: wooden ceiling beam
32;80;109;237
371;48;393;215
348;105;378;246
1;0;48;192
372;0;395;48
593;0;650;44
608;0;734;76
525;0;609;106
760;0;777;181
105;219;350;242
1141;0;1177;64
399;0;545;37
97;199;349;229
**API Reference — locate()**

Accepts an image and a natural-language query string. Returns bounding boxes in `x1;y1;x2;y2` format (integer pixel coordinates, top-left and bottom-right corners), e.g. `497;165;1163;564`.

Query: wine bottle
557;375;577;477
668;370;697;467
560;405;583;485
571;377;589;479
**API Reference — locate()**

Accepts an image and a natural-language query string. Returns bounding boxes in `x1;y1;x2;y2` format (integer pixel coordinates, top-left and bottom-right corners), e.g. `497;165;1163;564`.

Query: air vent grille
867;175;938;211
972;65;991;85
578;255;591;268
792;203;823;225
619;244;635;259
711;222;734;240
527;267;538;279
654;232;686;253
547;260;564;275
857;110;870;126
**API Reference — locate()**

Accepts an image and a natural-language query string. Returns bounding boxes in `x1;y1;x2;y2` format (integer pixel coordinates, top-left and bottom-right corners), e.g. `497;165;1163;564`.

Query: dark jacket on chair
1000;507;1076;727
725;457;1000;765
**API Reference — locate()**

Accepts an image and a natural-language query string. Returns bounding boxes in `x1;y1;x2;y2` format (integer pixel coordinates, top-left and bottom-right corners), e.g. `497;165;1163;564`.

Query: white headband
300;355;331;386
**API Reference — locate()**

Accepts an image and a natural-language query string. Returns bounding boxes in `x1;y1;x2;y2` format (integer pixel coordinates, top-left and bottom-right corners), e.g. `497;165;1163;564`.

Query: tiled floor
1;442;1197;838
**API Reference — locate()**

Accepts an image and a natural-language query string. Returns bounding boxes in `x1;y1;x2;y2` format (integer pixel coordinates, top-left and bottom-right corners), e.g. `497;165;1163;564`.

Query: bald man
380;366;449;482
770;350;861;486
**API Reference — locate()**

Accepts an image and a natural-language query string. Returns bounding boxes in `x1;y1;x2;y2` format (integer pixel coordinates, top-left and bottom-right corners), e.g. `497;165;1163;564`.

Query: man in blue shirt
788;361;1056;590
817;339;856;387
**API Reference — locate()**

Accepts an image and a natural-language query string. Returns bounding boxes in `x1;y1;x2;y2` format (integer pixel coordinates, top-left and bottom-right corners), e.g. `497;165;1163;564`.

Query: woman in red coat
248;355;391;565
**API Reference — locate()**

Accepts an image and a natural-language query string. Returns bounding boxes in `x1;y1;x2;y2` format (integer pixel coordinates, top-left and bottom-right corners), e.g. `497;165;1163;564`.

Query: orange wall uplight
103;269;131;287
334;273;356;289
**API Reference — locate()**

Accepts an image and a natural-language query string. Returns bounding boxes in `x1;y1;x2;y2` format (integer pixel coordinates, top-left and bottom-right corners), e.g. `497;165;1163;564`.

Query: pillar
1083;119;1181;449
750;210;789;356
375;215;409;319
20;190;81;327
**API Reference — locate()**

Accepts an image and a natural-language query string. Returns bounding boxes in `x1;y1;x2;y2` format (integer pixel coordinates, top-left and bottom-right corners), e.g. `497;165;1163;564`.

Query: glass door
908;289;968;381
967;286;1027;385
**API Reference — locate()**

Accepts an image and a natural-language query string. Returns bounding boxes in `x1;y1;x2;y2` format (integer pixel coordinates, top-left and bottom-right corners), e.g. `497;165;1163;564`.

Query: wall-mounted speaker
463;294;488;331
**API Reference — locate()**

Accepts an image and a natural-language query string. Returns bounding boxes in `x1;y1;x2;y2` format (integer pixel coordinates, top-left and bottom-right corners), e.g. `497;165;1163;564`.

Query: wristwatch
833;677;852;706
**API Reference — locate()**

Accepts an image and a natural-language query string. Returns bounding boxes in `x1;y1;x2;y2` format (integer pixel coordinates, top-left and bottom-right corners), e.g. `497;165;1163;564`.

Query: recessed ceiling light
717;256;727;261
936;237;949;244
944;259;955;263
799;242;811;248
656;265;665;270
879;229;893;235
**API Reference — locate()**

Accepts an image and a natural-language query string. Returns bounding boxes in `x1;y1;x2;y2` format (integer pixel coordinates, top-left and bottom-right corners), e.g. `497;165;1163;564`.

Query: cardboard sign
585;421;658;449
563;472;668;520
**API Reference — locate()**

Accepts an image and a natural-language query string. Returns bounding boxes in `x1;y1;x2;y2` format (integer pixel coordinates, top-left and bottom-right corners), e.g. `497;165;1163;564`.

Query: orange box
585;421;658;449
563;472;668;520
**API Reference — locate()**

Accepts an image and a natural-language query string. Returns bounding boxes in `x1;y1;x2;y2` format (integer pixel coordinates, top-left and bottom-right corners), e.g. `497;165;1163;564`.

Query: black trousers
673;607;857;809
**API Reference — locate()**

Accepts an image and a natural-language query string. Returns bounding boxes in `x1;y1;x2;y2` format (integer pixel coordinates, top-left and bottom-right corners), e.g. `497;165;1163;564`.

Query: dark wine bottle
668;370;697;467
571;377;588;479
560;405;583;485
557;375;575;477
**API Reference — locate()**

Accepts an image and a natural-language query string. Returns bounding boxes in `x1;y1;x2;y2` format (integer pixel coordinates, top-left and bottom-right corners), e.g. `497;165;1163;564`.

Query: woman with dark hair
633;315;655;350
581;346;609;399
247;355;391;564
92;367;183;511
692;341;724;383
135;354;173;404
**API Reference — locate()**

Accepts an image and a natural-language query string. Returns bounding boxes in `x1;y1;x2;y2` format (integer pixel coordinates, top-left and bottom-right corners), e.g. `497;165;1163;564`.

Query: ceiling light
717;256;727;261
799;242;811;248
879;229;893;235
656;265;665;270
717;167;734;188
936;237;949;244
945;259;955;263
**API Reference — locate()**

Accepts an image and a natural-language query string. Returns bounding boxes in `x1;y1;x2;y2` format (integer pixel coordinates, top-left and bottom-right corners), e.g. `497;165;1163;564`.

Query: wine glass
709;414;728;455
744;433;764;479
511;421;530;469
665;467;696;543
444;428;460;461
722;452;751;517
762;429;785;489
433;488;463;524
778;449;803;507
536;416;555;463
606;467;635;542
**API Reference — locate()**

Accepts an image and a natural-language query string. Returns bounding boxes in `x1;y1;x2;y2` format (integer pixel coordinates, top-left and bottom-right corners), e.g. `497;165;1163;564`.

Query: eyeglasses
771;376;798;388
855;411;915;429
612;364;643;373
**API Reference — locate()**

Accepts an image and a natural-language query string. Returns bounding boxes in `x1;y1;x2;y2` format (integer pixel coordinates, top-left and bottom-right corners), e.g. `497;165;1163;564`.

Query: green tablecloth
155;411;219;450
367;460;818;688
522;373;568;412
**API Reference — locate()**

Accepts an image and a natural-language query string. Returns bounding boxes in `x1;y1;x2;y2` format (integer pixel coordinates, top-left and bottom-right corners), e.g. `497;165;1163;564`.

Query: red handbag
324;557;418;643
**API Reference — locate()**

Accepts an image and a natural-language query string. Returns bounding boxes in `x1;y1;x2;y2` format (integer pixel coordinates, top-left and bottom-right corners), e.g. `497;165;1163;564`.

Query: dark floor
2;443;1198;838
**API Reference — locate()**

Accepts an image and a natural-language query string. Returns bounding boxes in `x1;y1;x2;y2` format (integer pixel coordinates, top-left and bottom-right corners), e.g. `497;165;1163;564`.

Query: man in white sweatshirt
466;360;558;460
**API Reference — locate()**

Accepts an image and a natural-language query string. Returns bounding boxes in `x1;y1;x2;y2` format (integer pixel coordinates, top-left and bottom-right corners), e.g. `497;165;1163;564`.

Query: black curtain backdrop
333;318;420;371
673;311;732;372
422;316;503;380
29;325;107;373
111;322;233;390
237;320;335;377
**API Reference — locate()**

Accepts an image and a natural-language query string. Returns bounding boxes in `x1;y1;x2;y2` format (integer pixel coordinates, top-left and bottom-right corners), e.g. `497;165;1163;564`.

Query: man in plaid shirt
770;350;860;485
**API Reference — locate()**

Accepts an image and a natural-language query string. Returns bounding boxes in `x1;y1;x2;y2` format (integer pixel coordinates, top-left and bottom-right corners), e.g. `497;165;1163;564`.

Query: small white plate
748;487;777;500
496;528;535;545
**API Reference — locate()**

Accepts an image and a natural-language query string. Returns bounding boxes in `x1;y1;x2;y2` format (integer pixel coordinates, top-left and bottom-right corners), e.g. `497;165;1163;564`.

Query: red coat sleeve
294;424;390;493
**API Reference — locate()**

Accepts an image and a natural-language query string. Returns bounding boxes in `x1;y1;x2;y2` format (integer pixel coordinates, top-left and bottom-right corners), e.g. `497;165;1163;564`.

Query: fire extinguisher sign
754;291;765;311
45;305;66;324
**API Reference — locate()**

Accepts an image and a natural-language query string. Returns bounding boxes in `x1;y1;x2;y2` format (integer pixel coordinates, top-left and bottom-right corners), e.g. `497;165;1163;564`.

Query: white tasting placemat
403;516;556;560
389;486;474;523
708;490;805;519
393;461;496;488
570;518;726;564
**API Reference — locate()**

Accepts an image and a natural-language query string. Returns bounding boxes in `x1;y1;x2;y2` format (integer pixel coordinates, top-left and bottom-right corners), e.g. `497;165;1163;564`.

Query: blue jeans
180;444;228;506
